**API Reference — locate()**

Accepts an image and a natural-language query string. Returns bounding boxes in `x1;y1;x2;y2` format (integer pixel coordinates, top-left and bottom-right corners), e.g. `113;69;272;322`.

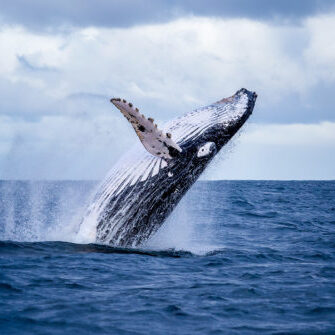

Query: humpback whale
78;88;257;247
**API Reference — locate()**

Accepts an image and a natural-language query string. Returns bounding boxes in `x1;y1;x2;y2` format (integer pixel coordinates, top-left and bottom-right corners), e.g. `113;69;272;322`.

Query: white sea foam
0;180;223;255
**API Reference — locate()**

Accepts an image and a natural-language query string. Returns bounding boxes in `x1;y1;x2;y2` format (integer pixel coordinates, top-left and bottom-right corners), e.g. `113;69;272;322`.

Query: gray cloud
17;55;59;72
253;84;335;124
0;0;334;31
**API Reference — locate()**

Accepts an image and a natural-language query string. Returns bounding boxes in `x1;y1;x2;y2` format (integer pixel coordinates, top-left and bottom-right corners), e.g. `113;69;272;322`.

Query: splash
0;181;96;243
145;188;223;255
0;180;221;255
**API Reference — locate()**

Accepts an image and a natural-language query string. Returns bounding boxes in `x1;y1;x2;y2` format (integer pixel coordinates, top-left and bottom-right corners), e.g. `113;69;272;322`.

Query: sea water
0;180;334;334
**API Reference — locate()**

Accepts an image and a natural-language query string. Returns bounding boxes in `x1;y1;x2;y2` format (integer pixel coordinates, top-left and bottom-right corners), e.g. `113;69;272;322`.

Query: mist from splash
146;198;221;255
0;181;95;243
0;180;220;255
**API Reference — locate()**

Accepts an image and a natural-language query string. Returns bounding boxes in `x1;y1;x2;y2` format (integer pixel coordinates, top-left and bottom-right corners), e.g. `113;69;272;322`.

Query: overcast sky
0;0;334;180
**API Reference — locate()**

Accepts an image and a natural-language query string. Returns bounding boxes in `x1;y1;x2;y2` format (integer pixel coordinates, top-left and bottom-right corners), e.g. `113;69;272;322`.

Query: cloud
17;55;59;72
304;15;335;80
0;0;334;31
203;122;335;180
0;113;133;180
1;15;335;120
0;14;335;179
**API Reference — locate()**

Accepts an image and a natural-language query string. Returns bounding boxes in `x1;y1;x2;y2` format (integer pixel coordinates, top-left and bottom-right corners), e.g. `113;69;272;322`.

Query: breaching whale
77;88;257;247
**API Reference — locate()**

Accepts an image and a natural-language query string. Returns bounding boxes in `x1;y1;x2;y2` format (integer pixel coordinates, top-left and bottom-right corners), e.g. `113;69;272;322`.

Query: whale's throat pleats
110;98;182;160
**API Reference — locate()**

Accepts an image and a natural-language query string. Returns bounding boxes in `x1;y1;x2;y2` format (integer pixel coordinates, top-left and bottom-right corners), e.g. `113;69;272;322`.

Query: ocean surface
0;180;334;335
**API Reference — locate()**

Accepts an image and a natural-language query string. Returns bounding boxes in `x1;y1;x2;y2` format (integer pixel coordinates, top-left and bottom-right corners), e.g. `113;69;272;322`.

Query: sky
0;0;334;180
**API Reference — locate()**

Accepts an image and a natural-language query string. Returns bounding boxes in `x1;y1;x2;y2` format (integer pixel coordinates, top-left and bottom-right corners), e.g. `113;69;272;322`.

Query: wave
0;240;209;258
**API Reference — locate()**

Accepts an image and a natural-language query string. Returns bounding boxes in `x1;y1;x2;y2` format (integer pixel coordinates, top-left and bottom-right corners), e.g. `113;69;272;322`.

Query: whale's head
165;88;257;166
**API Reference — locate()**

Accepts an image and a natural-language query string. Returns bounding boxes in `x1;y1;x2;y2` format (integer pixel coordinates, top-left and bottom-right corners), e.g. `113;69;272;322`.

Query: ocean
0;180;334;334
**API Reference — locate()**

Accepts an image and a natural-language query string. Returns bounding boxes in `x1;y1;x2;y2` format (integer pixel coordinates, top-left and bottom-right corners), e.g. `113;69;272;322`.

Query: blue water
0;180;335;334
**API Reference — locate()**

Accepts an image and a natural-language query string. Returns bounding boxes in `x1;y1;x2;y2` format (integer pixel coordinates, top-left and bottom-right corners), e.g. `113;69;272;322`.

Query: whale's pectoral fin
110;98;182;160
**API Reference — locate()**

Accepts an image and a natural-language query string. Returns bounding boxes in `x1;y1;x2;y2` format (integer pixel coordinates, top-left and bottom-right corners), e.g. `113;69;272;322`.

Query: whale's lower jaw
80;88;257;247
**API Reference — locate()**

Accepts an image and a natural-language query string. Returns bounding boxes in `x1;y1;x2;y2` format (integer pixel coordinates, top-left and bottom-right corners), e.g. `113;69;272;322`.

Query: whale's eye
197;142;216;158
